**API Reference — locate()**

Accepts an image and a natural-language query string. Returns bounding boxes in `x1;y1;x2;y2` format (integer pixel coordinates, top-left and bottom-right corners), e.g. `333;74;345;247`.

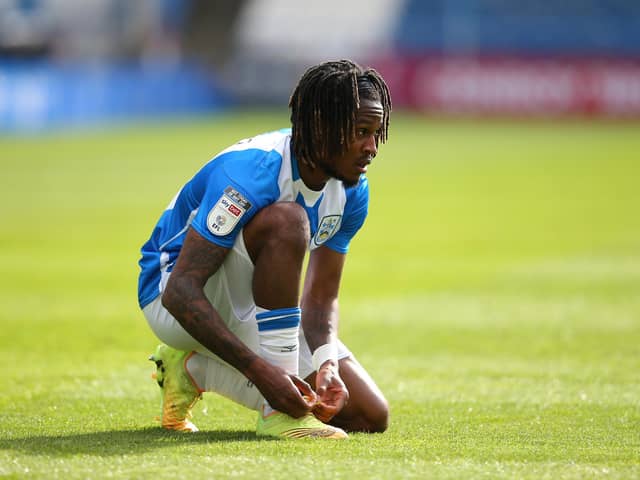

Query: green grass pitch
1;111;639;479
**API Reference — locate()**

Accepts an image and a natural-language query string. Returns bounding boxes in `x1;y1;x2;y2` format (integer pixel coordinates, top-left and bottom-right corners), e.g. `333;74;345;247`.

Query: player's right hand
251;360;315;418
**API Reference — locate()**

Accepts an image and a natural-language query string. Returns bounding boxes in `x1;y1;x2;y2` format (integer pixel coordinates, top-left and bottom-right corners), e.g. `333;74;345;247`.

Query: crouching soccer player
137;59;391;439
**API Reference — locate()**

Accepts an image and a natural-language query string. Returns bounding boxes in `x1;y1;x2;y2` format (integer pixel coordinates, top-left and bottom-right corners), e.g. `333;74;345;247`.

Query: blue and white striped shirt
138;129;369;308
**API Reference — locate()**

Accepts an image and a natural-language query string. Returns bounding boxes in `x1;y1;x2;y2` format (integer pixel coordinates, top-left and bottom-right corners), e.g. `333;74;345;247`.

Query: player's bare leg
305;356;388;433
243;202;309;310
243;202;348;438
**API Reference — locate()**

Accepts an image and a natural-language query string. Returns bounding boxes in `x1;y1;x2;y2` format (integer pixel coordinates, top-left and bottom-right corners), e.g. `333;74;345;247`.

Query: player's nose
363;134;378;156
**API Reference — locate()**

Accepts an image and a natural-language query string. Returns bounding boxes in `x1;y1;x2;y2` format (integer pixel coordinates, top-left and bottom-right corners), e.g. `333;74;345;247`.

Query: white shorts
142;231;352;378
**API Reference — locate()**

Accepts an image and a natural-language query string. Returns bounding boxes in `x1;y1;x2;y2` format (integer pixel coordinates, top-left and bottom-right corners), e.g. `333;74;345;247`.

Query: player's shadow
0;427;274;457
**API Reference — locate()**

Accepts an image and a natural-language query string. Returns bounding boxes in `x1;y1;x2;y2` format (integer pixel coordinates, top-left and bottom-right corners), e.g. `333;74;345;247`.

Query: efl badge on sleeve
314;215;341;245
207;186;252;236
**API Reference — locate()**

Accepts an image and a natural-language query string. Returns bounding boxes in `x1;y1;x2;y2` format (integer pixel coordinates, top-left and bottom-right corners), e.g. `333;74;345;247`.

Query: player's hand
290;374;318;406
250;360;315;418
312;361;349;423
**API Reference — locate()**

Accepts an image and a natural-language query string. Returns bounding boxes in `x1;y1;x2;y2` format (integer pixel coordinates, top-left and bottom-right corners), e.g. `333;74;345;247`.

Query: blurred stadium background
1;4;639;477
1;0;640;132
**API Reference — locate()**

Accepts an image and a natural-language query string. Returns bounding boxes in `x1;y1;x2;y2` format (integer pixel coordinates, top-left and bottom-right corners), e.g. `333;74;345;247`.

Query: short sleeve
190;149;281;248
323;177;369;254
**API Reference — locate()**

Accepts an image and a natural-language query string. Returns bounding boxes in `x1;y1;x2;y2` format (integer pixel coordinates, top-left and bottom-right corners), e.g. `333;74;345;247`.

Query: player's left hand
312;361;349;423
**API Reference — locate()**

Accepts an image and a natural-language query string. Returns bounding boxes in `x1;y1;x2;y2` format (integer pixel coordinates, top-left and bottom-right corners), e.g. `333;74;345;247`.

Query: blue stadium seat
394;0;640;56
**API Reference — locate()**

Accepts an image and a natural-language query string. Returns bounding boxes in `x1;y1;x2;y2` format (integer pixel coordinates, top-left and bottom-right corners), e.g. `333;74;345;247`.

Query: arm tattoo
162;228;259;374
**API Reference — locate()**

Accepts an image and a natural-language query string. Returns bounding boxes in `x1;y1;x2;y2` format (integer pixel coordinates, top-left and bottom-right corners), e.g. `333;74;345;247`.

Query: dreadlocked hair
289;59;391;169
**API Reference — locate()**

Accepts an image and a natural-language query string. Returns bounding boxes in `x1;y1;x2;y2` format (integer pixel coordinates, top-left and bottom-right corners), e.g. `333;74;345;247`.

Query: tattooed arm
162;227;313;418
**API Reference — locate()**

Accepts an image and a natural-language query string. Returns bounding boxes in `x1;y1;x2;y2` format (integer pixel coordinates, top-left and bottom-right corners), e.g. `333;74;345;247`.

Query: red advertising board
374;56;640;116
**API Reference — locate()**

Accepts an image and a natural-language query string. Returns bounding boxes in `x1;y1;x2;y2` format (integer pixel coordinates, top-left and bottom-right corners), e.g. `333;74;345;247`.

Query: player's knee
266;202;310;250
343;396;389;433
245;202;310;261
363;399;389;433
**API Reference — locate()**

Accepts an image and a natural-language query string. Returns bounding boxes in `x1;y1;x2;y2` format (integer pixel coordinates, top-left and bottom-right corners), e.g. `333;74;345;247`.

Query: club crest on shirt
207;187;251;236
314;215;341;245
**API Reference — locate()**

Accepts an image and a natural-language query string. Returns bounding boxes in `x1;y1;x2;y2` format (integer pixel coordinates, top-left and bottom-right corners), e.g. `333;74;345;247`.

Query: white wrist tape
312;343;339;371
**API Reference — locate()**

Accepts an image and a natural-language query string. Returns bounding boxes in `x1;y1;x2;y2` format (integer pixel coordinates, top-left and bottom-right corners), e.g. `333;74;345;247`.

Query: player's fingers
315;375;329;396
319;401;340;414
290;375;317;406
312;402;338;422
322;387;348;409
314;368;333;395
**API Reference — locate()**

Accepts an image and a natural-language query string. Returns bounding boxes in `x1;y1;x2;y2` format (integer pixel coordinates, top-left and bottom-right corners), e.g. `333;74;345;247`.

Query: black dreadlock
289;59;392;169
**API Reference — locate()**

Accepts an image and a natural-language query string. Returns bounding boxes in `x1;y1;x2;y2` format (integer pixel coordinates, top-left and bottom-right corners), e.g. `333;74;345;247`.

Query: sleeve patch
206;186;252;236
313;215;342;246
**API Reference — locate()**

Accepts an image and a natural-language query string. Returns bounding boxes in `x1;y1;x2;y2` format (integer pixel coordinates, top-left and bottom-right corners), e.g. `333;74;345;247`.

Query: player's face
320;98;384;187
